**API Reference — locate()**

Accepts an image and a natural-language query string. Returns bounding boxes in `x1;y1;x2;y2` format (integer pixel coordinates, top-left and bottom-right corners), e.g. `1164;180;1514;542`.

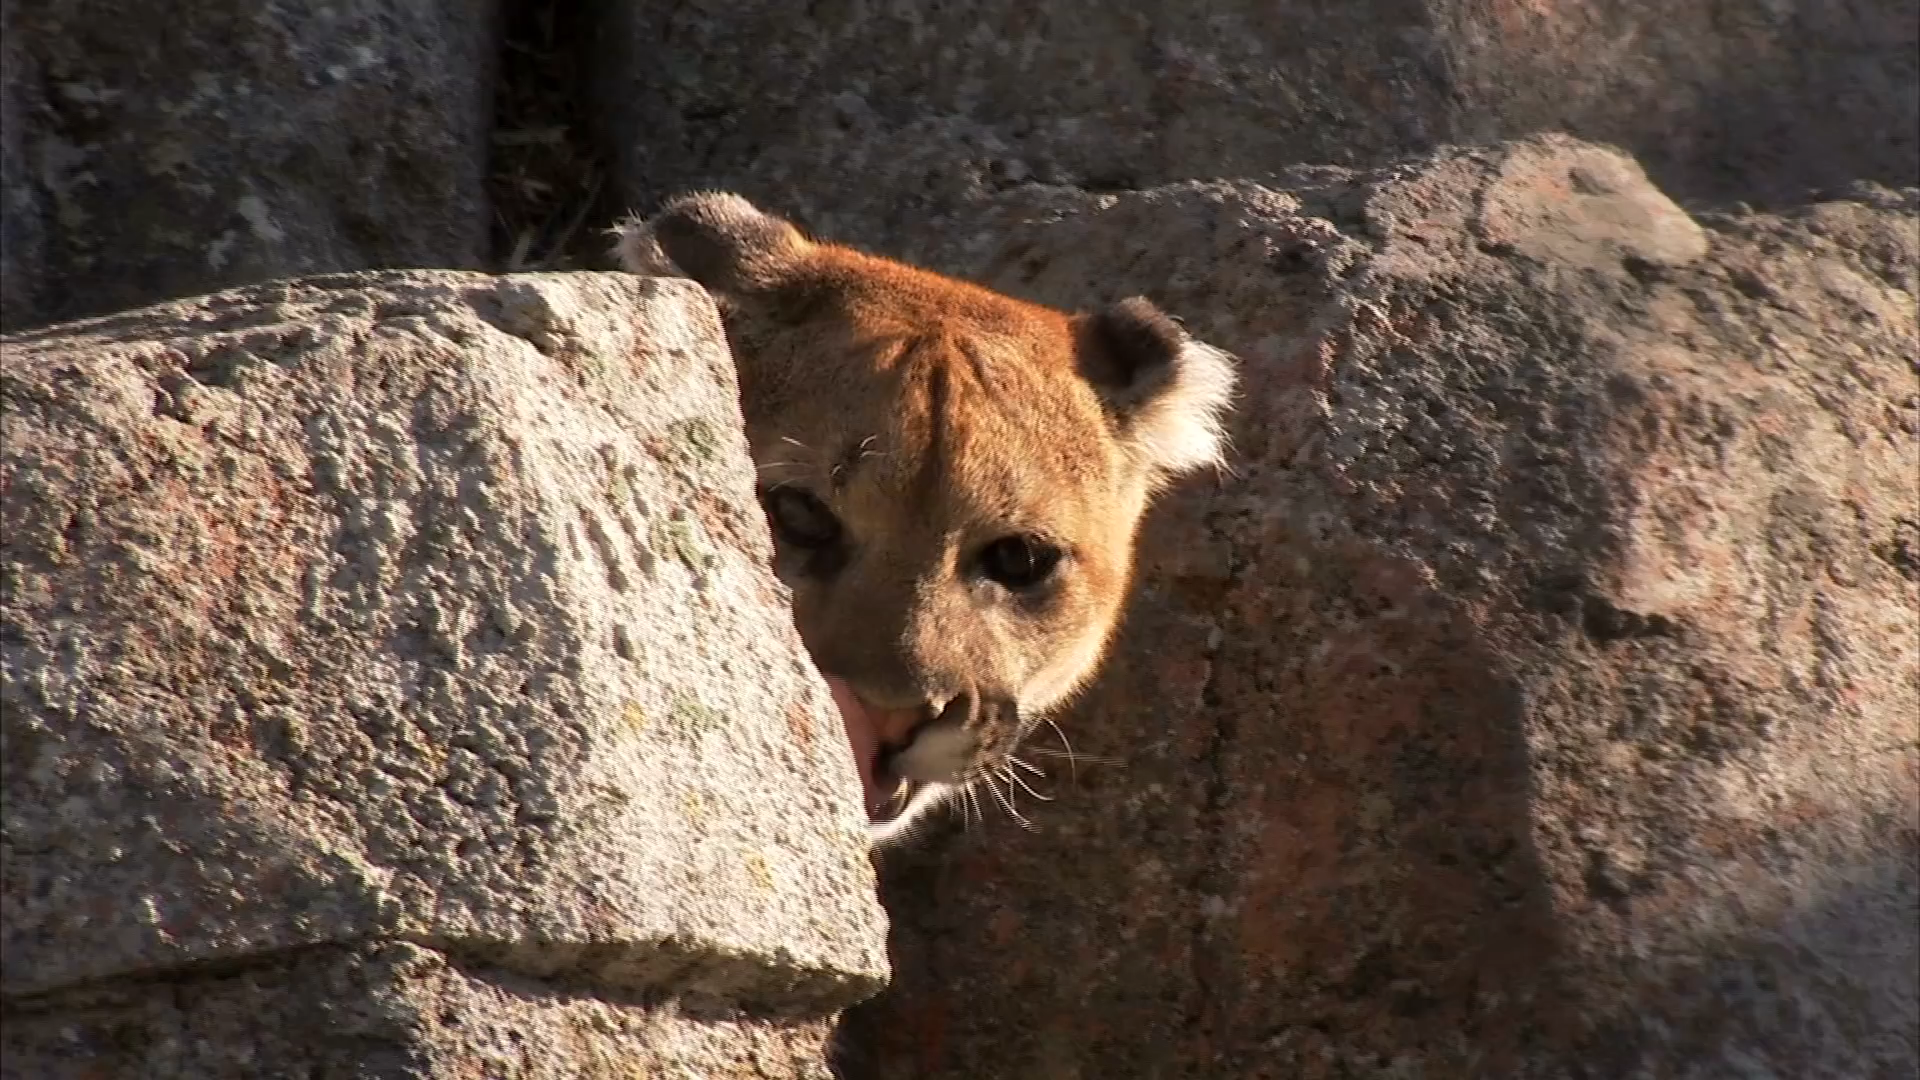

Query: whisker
1003;763;1054;803
1008;755;1048;778
1041;717;1083;782
984;773;1034;830
779;436;810;450
1026;746;1125;768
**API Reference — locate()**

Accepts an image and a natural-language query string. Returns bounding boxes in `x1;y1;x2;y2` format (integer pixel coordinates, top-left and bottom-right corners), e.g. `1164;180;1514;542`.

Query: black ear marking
623;192;810;295
1074;295;1237;478
1078;296;1187;412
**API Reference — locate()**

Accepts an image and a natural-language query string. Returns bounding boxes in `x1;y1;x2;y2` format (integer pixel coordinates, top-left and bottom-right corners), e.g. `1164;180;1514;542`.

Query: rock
0;270;889;1076
0;0;500;332
4;943;852;1080
836;136;1919;1077
589;1;1917;255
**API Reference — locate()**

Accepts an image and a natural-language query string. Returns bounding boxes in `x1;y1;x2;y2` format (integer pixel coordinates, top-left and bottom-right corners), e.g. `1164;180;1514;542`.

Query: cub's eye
761;487;842;548
979;535;1062;590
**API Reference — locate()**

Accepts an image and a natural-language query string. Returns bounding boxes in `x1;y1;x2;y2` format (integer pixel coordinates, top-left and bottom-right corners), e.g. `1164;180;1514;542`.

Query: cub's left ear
1076;297;1237;482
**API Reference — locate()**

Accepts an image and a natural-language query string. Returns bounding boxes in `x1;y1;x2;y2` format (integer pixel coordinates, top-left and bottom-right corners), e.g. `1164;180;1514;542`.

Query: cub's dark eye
979;535;1062;590
761;487;841;548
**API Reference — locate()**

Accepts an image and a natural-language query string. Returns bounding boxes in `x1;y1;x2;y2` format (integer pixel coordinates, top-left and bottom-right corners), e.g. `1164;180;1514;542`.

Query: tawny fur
612;193;1235;845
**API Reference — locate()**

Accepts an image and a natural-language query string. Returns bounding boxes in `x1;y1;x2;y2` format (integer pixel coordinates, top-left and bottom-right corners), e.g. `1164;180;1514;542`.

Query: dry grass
486;1;607;273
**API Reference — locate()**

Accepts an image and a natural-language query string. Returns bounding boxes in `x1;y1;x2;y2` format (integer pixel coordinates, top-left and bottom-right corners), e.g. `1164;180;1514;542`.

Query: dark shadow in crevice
484;0;619;274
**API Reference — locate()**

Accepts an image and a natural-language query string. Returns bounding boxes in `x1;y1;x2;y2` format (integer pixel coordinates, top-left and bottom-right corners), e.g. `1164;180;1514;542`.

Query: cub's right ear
1077;296;1237;484
612;192;812;296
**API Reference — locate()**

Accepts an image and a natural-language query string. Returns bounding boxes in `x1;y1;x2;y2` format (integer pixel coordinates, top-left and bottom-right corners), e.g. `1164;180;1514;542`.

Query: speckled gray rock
590;0;1917;257
0;0;498;331
0;270;889;1075
837;136;1919;1078
3;943;847;1080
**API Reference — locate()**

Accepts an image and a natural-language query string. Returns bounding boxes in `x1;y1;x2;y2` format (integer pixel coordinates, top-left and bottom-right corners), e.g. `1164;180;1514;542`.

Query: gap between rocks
484;0;617;274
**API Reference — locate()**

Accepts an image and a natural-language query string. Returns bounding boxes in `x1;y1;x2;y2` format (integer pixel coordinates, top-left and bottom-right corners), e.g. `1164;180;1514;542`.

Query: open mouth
824;676;912;826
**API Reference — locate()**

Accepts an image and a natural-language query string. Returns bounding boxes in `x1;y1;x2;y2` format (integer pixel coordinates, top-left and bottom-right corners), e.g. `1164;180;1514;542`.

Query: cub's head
615;193;1234;844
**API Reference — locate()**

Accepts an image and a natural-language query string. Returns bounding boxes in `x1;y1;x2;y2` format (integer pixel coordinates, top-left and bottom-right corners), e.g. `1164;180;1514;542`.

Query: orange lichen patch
784;699;816;752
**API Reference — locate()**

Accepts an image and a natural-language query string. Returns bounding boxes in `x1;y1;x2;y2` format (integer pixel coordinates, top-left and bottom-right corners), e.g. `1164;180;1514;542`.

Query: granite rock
1;269;890;1075
837;135;1920;1079
589;0;1918;261
3;943;846;1080
0;0;499;331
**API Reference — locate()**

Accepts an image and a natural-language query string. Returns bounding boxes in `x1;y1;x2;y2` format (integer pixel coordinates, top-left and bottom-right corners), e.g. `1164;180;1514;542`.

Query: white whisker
1041;717;1083;782
984;773;1034;830
1003;763;1054;803
1026;746;1124;768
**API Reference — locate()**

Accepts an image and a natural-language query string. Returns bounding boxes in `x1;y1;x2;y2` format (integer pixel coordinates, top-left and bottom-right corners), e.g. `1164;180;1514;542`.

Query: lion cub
614;194;1234;845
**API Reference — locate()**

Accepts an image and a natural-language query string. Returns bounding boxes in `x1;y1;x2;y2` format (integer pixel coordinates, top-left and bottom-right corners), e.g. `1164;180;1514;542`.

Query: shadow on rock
836;135;1919;1079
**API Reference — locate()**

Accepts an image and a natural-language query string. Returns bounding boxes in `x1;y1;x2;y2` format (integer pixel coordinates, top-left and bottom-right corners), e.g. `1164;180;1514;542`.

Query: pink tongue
826;676;884;818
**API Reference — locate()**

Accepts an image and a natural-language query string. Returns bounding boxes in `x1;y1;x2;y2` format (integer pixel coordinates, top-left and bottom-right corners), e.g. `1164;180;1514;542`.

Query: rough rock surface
7;1;1919;1070
590;0;1919;256
836;135;1920;1078
0;270;888;1076
3;943;852;1080
0;0;499;331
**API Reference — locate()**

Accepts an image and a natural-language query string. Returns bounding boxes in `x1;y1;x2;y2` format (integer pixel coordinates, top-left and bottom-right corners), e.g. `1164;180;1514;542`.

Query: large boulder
836;135;1919;1077
589;0;1918;257
0;0;499;331
1;270;889;1077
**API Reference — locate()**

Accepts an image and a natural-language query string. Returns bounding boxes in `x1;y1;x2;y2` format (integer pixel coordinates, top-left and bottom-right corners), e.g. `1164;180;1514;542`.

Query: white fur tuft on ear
1126;338;1238;481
